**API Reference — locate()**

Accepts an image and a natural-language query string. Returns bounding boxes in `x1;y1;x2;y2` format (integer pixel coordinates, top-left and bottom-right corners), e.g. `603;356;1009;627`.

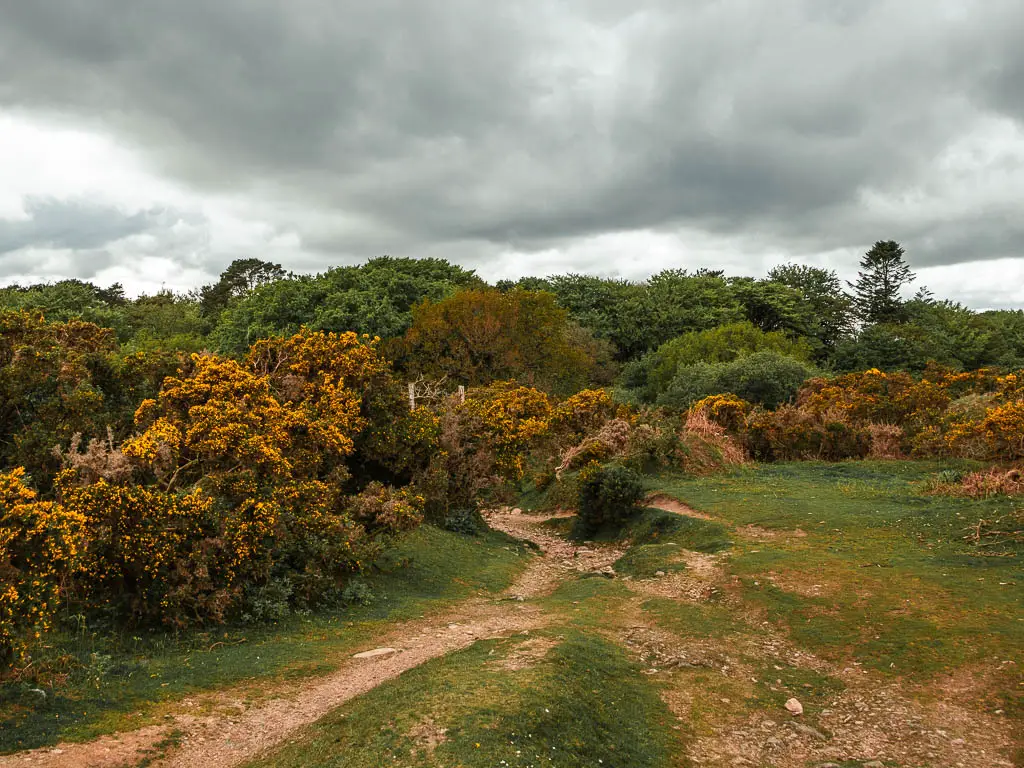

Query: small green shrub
574;464;644;537
442;507;487;536
340;579;375;606
241;577;294;624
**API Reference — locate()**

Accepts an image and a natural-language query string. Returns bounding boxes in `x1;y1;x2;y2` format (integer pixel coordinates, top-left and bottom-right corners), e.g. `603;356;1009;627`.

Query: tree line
3;242;1022;391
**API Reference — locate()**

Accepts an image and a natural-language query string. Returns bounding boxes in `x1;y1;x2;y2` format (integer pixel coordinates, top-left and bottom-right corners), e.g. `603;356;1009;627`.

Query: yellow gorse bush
1;468;87;664
464;383;552;479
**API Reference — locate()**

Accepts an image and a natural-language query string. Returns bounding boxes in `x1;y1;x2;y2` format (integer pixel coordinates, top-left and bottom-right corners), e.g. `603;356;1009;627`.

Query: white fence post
408;382;416;410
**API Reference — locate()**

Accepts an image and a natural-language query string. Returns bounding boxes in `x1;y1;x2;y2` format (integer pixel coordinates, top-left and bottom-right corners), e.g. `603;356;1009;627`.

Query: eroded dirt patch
646;494;718;521
742;524;808;540
484;508;625;597
489;635;558;671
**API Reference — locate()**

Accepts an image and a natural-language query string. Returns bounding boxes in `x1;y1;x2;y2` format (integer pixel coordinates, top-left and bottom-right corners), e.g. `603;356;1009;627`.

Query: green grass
244;630;682;768
517;473;579;514
614;543;688;578
565;505;731;550
0;526;533;754
639;599;740;639
652;461;1022;710
623;508;732;553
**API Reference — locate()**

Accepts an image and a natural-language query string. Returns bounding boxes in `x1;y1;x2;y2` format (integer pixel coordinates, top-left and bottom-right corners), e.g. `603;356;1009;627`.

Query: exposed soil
645;494;719;521
485;508;625;597
626;549;725;603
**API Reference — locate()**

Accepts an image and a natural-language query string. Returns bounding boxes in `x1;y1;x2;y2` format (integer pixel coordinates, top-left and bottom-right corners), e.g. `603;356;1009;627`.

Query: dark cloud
0;198;175;254
0;198;209;281
1;0;1023;272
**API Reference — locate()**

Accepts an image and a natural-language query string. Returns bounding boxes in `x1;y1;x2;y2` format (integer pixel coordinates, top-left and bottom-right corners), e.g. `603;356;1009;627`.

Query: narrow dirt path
0;510;619;768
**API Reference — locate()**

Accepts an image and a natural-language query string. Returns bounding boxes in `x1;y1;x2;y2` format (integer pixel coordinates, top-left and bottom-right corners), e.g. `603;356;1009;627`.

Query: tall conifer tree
848;240;916;324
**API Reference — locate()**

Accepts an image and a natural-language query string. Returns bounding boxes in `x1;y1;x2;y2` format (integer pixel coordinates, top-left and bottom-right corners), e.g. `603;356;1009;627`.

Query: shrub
550;389;615;438
798;368;950;432
556;418;631;475
241;577;295;624
340;579;376;606
442;507;488;536
634;321;813;402
681;410;748;470
690;394;750;432
347;482;425;536
621;419;681;474
659;351;814;409
1;468;86;668
574;463;644;537
866;423;904;458
462;382;552;479
744;406;870;462
957;468;1024;498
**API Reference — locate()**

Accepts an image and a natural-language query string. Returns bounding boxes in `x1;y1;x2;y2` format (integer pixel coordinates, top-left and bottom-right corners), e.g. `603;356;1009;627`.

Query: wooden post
458;385;465;404
408;382;416;410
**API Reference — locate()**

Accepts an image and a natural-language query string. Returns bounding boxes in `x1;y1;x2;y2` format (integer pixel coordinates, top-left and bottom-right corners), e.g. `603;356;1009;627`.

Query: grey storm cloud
1;0;1023;269
0;197;210;281
0;198;167;255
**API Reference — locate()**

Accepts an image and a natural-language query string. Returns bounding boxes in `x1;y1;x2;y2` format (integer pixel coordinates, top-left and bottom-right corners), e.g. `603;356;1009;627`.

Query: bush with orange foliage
0;327;446;662
550;388;616;438
461;382;552;479
946;399;1024;461
797;368;950;434
744;405;871;462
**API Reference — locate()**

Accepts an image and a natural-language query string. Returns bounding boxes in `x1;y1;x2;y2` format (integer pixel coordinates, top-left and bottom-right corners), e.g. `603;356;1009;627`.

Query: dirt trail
486;508;624;597
0;510;619;768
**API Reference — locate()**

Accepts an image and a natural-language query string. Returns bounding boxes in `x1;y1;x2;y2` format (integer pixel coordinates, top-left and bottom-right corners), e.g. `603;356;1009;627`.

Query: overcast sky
1;1;1023;307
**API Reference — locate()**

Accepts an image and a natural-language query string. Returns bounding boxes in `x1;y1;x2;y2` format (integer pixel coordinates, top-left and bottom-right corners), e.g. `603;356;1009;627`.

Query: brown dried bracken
53;428;133;485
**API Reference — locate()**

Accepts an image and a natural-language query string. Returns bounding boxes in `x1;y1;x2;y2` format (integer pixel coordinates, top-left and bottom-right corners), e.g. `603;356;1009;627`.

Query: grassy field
652;460;1023;716
0;526;533;753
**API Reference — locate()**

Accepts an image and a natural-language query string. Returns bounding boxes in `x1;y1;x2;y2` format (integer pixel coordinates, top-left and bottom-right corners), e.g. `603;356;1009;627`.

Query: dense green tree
833;299;1006;373
832;323;936;373
657;350;815;409
211;257;482;354
545;275;654;360
905;299;996;370
727;277;814;336
766;263;855;354
976;310;1024;368
123;291;206;352
645;269;745;341
546;270;745;361
496;276;553;293
199;258;288;319
0;279;129;336
848;240;916;324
